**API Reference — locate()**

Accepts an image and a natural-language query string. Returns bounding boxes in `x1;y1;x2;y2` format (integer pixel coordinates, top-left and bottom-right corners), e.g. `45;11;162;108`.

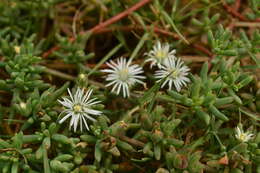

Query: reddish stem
94;25;179;39
192;44;213;57
234;0;240;11
89;0;152;33
222;2;247;21
42;0;152;58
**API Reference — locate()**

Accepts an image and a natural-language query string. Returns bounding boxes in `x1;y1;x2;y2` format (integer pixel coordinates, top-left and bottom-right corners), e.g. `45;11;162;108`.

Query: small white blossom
101;57;145;98
154;57;190;91
19;102;26;109
78;73;86;80
58;88;102;132
235;126;254;142
145;41;176;68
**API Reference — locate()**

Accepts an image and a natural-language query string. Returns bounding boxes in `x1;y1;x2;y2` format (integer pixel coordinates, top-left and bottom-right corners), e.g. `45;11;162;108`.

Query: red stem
42;0;152;58
89;0;152;33
222;2;247;21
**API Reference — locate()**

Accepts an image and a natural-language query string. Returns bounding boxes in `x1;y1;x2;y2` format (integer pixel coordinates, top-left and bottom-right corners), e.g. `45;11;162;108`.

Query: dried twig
43;0;152;58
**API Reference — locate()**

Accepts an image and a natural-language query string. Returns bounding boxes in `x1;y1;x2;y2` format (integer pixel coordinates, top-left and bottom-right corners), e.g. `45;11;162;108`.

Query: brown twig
234;0;241;11
119;135;145;147
93;25;179;39
42;0;152;58
233;22;260;28
89;0;152;33
192;44;213;57
222;1;247;21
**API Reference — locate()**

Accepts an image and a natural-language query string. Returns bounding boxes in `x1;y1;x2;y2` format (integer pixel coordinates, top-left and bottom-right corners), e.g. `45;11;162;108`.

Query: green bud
154;144;161;160
221;50;237;56
48;123;57;135
227;88;242;105
116;139;135;152
54;154;73;162
207;30;215;47
215;97;234;107
191;78;201;99
2;162;11;173
63;162;74;170
43;137;51;149
237;76;253;90
166;138;184;147
20;148;32;155
195;108;210;125
168;90;185;100
95;140;102;162
210;13;220;24
43;129;50;137
40;114;51;122
50;160;69;172
36;146;43;159
200;62;208;81
80;135;97;143
209;105;229;121
47;111;58;117
52;134;71;145
108;146;120;157
11;162;19;173
203;93;215;106
143;142;153;157
74;154;83;165
191;18;203;26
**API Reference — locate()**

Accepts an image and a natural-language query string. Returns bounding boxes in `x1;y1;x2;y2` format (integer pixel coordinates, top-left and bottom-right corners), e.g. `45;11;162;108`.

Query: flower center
119;69;129;81
169;69;180;79
239;134;246;141
73;104;83;113
156;50;166;59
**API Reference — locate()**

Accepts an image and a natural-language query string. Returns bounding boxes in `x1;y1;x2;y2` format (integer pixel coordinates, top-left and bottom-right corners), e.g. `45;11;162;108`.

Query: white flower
145;41;176;68
101;57;145;98
235;126;254;142
154;57;190;91
58;88;102;132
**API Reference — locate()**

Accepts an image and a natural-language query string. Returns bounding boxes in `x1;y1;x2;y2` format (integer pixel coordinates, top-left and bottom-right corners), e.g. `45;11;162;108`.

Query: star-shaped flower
145;41;176;68
58;88;102;132
102;57;145;98
154;57;190;91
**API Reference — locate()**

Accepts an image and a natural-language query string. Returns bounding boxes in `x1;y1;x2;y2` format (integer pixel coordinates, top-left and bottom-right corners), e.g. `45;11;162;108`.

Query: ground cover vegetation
0;0;259;172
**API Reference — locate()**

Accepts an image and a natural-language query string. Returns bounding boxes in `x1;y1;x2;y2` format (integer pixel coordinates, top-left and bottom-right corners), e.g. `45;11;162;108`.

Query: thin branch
42;0;152;58
119;135;145;147
89;0;152;33
233;22;260;28
222;1;246;21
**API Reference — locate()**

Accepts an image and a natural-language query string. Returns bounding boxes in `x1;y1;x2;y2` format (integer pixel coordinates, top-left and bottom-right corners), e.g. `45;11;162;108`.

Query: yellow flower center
20;102;26;109
169;69;180;79
119;69;129;81
79;73;85;79
73;104;83;113
156;50;166;59
239;134;246;141
14;46;21;54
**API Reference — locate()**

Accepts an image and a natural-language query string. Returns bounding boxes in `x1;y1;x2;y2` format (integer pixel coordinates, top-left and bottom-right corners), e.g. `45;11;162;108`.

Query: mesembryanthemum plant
154;57;190;91
235;125;254;142
101;57;145;98
145;41;176;68
58;87;102;132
